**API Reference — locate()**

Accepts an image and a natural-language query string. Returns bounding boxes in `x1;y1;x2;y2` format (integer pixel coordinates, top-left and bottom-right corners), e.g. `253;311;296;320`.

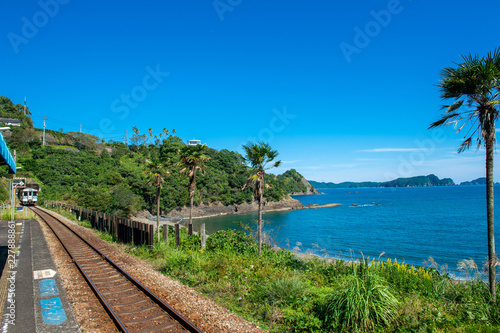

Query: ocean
192;185;500;275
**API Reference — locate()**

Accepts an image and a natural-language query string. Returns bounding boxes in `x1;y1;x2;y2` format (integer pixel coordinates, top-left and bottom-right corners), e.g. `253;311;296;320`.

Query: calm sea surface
192;186;500;274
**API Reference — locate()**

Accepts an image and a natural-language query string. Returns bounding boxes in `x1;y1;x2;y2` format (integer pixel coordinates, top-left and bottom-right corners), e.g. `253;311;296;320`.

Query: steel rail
32;206;204;333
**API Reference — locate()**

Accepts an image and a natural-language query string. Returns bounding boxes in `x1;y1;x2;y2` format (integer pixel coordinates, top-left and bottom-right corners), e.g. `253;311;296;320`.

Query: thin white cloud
300;166;324;170
359;148;428;153
356;158;388;162
326;163;358;169
281;160;301;164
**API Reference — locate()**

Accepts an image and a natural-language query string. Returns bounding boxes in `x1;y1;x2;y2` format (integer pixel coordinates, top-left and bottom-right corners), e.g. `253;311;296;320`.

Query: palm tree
145;159;170;242
242;142;281;255
178;144;210;234
429;48;500;303
148;128;153;145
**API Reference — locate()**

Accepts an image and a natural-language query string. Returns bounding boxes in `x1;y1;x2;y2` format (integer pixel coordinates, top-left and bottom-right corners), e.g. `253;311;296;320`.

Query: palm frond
446;100;464;113
457;137;472;153
428;112;460;129
431;48;500;151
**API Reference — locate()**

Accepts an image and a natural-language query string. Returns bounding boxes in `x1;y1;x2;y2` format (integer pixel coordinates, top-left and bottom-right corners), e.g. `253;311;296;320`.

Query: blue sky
1;0;499;183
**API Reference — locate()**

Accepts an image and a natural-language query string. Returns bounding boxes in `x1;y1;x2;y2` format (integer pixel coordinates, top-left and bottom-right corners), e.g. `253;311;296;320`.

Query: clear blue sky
1;0;499;183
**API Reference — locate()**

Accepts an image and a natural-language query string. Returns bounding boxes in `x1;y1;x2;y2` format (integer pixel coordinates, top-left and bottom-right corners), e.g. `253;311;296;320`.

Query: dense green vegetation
310;174;455;189
0;96;308;217
0;96;33;127
52;205;500;332
278;169;311;193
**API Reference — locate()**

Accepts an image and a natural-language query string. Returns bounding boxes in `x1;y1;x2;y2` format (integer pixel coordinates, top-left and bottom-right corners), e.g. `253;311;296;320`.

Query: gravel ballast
36;207;264;333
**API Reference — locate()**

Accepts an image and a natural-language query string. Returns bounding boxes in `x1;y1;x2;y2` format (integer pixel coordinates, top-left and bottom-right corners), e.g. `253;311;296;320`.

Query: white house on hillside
0;118;21;127
187;139;201;146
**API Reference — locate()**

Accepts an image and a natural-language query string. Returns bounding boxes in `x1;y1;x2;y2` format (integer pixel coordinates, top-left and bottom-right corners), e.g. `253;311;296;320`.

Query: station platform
0;219;80;333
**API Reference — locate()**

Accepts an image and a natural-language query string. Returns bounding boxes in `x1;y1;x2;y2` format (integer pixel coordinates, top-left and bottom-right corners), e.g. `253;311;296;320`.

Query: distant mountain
309;174;455;189
460;177;487;186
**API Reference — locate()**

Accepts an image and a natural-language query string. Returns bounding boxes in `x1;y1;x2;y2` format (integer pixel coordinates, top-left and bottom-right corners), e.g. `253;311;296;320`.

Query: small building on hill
0;118;21;127
187;139;201;146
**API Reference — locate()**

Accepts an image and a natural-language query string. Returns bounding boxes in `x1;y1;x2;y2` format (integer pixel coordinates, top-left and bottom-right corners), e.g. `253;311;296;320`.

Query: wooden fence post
128;219;131;243
149;224;154;247
118;218;123;242
200;223;206;249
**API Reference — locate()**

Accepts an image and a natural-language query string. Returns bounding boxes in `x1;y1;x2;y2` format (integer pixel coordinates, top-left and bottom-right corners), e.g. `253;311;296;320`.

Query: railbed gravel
36;207;265;333
37;214;118;333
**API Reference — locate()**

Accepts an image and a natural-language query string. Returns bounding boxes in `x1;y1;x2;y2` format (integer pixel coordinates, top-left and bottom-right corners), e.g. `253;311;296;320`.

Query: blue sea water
192;186;500;275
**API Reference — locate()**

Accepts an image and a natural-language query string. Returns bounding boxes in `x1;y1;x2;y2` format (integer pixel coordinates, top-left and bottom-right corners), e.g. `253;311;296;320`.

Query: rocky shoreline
162;197;305;219
134;196;341;221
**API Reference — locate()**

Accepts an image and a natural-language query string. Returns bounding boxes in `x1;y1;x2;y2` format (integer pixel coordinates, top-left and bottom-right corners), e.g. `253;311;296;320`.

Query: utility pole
43;116;47;145
124;129;128;145
11;150;16;221
80;124;82;133
24;97;26;115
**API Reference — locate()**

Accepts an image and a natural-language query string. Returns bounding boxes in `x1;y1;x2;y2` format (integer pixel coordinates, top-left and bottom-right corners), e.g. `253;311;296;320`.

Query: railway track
31;206;203;333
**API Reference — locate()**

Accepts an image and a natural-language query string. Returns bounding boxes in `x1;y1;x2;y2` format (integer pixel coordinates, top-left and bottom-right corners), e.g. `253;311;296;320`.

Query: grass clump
262;275;309;307
318;259;398;332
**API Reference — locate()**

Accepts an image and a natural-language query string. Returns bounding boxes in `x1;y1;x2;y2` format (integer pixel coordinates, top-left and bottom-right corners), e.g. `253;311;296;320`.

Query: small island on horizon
308;174;496;189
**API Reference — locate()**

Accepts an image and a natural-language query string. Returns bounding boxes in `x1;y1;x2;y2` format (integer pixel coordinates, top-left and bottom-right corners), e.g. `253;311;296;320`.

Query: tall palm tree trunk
258;179;263;255
189;194;194;235
156;186;161;243
486;136;496;304
188;169;196;235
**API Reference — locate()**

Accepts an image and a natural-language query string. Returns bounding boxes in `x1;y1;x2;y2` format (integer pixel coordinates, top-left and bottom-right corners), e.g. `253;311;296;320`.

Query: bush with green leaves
206;229;258;254
261;276;309;307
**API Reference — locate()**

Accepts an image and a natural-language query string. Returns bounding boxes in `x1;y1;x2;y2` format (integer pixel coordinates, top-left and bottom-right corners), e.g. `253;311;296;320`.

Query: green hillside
0;96;309;217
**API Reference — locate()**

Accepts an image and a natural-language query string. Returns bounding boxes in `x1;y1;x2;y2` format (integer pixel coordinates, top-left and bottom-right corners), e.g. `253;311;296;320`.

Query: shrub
261;276;309;307
206;229;257;254
318;265;398;332
375;258;435;295
180;234;201;251
281;308;323;333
